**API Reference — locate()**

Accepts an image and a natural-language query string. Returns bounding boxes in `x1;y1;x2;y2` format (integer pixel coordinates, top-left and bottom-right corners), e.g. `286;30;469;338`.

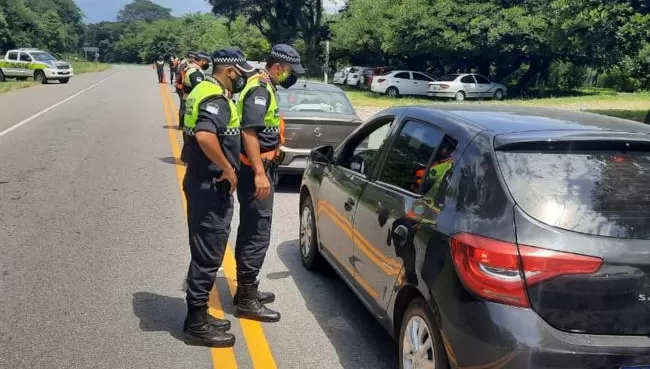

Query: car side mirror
309;145;334;164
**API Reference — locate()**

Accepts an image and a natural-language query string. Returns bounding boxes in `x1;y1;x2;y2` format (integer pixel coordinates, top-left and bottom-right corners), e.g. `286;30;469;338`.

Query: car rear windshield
277;89;355;114
497;150;650;239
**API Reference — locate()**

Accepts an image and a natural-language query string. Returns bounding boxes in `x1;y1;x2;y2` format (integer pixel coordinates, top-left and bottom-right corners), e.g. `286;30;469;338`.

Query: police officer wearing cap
180;48;255;348
233;44;305;322
179;51;211;134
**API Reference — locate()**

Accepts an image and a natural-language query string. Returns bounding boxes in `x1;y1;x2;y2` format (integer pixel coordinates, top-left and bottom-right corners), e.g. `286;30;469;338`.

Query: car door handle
344;198;355;212
393;225;409;247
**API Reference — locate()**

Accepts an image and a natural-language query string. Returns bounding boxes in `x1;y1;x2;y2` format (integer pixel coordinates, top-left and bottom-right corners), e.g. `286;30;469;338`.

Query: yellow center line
158;84;237;368
160;85;278;369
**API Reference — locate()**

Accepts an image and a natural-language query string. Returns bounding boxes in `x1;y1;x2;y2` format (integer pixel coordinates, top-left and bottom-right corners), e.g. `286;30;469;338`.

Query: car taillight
377;78;386;83
450;233;603;308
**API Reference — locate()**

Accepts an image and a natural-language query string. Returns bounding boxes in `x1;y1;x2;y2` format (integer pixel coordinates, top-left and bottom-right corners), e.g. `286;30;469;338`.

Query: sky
74;0;344;23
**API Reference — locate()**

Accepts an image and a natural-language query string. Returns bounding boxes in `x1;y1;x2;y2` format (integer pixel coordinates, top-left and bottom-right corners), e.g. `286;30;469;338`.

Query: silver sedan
428;73;507;101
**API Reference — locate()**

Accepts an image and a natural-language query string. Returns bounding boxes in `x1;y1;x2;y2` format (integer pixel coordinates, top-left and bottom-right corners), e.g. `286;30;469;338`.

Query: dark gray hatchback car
298;104;650;369
275;81;362;183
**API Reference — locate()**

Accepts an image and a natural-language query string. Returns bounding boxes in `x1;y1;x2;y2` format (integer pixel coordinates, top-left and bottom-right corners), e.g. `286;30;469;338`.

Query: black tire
493;89;504;100
299;194;323;270
399;298;449;369
387;87;399;98
59;78;70;84
454;90;465;101
34;70;47;84
0;69;5;82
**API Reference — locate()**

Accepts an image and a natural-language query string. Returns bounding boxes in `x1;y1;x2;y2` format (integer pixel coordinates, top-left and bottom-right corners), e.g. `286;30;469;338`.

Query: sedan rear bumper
277;146;311;174
442;300;650;369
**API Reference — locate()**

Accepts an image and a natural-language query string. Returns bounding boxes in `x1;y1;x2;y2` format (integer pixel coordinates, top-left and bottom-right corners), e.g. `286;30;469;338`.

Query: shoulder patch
195;76;203;82
205;102;220;116
254;96;267;106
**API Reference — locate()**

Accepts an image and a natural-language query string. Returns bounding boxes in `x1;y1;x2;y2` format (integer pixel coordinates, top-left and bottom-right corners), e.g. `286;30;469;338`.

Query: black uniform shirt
240;85;279;153
183;96;241;180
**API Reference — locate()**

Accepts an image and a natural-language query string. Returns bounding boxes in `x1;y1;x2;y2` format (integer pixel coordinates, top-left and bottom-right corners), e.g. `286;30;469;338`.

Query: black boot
233;281;275;305
183;306;235;348
234;282;281;323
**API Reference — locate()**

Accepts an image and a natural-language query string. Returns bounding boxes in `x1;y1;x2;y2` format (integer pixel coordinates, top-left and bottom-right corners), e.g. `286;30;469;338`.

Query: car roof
377;104;650;136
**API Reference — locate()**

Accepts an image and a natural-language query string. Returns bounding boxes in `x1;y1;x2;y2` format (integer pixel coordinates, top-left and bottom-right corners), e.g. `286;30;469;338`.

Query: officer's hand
254;172;271;200
217;166;238;194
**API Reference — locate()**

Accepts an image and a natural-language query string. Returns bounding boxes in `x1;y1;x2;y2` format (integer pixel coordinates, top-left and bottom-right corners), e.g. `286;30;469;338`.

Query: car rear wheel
454;91;465;101
299;195;323;270
399;298;449;369
387;87;399;98
0;70;5;82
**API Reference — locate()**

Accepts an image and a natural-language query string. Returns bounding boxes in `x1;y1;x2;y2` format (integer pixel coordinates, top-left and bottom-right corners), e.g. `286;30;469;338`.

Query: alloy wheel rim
300;205;312;258
402;315;435;369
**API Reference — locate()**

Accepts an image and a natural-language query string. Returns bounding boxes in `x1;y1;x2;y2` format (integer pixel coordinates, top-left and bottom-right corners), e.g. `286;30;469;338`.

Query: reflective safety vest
183;78;240;136
236;72;286;165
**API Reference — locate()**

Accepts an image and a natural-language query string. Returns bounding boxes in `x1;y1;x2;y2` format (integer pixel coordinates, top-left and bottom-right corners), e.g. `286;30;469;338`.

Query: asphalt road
0;65;397;369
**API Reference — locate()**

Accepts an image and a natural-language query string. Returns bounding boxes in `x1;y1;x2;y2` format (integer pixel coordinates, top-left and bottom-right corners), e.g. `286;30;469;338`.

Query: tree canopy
117;0;172;23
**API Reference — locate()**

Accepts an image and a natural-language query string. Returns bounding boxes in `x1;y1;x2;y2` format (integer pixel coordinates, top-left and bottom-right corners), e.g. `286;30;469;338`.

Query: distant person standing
169;56;179;85
154;55;165;83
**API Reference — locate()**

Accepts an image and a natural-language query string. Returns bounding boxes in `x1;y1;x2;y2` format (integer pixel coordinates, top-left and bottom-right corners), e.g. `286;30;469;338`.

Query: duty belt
240;150;279;167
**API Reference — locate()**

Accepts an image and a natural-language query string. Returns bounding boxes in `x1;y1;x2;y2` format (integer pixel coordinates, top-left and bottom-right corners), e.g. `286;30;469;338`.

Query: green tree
117;0;172;23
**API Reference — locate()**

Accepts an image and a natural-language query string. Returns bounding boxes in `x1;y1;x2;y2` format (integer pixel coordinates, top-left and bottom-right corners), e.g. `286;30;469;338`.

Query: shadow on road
275;239;397;369
132;292;185;342
162;125;178;129
159;156;184;165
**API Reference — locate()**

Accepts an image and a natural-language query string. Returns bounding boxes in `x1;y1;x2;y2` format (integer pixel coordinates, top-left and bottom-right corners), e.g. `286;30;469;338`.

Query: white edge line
0;70;121;139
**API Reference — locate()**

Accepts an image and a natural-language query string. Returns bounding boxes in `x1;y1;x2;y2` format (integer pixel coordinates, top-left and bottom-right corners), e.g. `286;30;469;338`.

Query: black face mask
280;74;298;89
201;62;210;71
230;72;247;94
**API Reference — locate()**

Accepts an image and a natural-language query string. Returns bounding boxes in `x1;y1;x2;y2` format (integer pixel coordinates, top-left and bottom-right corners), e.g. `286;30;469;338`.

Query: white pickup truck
0;48;74;84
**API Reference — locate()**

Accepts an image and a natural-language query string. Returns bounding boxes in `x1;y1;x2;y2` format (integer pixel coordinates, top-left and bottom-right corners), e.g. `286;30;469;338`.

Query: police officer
179;51;210;133
154;55;165;83
233;44;304;322
181;48;255;347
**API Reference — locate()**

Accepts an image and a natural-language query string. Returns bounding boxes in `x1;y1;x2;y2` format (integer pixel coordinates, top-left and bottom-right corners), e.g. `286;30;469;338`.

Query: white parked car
370;70;436;97
427;73;507;101
332;66;354;85
345;67;371;88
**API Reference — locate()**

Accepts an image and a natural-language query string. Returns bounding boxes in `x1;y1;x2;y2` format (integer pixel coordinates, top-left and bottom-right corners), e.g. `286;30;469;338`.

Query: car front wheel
399;298;449;369
299;195;322;270
494;89;504;100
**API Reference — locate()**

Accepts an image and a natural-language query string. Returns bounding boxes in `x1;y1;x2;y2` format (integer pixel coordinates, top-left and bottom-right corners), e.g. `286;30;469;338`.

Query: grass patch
345;87;650;123
0;80;37;94
71;62;111;74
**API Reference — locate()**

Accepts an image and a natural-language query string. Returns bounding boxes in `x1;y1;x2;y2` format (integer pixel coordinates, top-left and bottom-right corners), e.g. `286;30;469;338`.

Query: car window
394;72;410;80
30;52;56;62
474;74;490;84
413;73;433;81
497;149;650;239
420;136;459;202
340;117;395;176
277;89;355;114
377;120;445;193
460;75;475;83
7;52;18;61
19;53;31;62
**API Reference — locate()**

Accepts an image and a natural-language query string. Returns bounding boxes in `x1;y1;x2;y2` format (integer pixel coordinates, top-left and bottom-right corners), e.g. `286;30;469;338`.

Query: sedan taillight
377;78;386;83
450;233;603;308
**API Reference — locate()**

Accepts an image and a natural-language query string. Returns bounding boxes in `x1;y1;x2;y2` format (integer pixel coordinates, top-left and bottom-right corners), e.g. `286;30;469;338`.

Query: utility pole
324;40;330;84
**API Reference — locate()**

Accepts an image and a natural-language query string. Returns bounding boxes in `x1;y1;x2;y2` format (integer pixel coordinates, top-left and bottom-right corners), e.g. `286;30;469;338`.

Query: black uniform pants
184;175;234;308
235;163;275;283
177;91;186;130
170;68;176;84
157;68;164;83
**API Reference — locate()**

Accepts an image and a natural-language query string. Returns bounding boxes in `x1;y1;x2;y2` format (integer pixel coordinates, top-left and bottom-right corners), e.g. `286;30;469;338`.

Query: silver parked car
274;81;362;184
428;73;507;101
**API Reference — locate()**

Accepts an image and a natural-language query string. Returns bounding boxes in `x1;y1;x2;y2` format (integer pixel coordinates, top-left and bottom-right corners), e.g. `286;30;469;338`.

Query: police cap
195;52;211;62
269;44;305;75
211;48;255;73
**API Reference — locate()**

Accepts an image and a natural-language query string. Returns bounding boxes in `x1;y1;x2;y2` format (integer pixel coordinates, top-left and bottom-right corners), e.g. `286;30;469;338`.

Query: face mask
201;62;210;71
230;71;247;94
280;74;298;89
